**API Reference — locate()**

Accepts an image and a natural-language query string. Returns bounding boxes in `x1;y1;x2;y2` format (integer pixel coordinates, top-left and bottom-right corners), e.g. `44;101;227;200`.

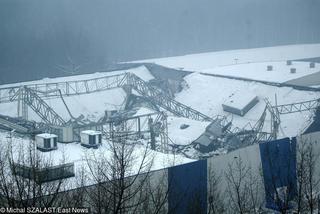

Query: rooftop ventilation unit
80;130;102;148
267;65;273;71
290;68;296;74
35;133;58;152
222;92;259;116
286;60;292;65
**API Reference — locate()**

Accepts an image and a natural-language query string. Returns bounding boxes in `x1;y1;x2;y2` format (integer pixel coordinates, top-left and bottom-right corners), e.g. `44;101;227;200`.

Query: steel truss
0;116;29;133
1;73;127;103
2;71;319;143
21;87;66;127
273;98;320;114
265;99;281;140
124;73;214;122
2;72;216;122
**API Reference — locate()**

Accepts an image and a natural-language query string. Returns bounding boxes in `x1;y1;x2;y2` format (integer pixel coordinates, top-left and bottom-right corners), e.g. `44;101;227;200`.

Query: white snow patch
167;116;210;146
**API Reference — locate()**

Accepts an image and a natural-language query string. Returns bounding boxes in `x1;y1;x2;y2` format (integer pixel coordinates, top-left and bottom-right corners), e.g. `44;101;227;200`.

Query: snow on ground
136;44;320;71
201;61;320;83
176;73;320;137
46;88;127;121
0;65;154;89
132;108;210;146
167;117;210;146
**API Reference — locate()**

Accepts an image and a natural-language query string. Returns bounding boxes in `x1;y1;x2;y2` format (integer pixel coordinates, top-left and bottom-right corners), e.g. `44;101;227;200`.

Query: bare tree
225;157;262;214
296;137;320;213
207;168;224;214
83;132;155;214
0;136;70;208
57;165;87;209
139;169;169;214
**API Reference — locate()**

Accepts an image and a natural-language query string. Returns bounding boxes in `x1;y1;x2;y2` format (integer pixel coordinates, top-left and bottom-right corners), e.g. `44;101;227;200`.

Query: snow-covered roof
201;61;320;83
135;44;320;84
81;130;101;135
0;132;195;188
135;44;320;71
223;91;258;110
36;133;58;139
175;73;320;138
167;116;210;146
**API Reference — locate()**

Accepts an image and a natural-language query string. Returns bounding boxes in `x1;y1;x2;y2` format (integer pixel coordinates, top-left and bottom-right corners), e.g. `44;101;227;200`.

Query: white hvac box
222;92;259;116
80;130;102;148
61;126;74;143
35;133;58;152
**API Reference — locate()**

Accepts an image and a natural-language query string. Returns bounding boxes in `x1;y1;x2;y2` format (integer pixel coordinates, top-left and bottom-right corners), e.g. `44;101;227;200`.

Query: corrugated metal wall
146;132;318;212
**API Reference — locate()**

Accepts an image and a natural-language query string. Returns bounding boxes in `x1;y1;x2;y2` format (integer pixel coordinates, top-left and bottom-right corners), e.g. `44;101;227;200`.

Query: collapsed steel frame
69;111;169;152
23;87;66;127
2;71;318;151
2;73;318;117
0;73;224;153
1;73;216;123
0;73;126;103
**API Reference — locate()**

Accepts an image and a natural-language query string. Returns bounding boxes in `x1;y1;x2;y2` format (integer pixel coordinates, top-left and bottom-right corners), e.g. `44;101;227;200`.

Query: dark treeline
0;0;319;84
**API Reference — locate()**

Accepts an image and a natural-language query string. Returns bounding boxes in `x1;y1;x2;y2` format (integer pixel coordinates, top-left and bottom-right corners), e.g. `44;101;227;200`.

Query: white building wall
207;143;265;209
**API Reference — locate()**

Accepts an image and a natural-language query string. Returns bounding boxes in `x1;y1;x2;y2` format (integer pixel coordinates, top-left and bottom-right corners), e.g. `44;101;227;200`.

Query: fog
0;0;319;84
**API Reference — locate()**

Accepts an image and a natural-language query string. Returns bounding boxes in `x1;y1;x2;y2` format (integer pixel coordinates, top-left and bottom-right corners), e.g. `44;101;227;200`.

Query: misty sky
0;0;319;84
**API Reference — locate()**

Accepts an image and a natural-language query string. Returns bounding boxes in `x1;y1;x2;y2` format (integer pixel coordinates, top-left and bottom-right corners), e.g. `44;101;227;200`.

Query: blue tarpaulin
168;160;207;214
259;137;297;211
